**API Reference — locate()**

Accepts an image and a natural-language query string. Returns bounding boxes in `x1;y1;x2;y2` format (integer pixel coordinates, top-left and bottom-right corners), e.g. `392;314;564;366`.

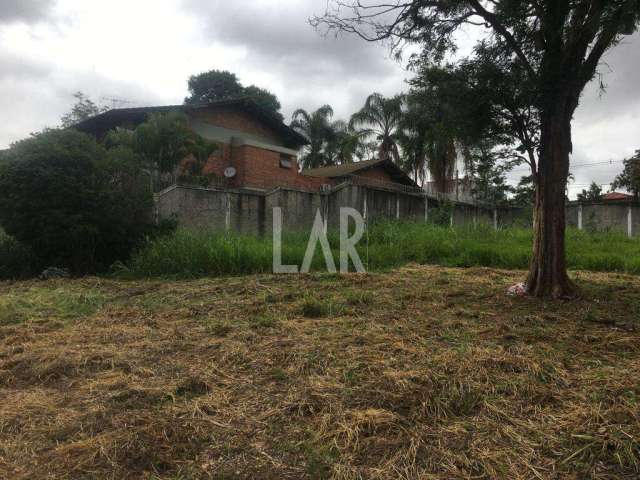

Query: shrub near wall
0;232;40;280
125;222;640;278
0;129;154;275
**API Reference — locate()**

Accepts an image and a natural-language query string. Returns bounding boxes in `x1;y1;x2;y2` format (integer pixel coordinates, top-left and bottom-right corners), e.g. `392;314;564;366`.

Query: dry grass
0;266;639;479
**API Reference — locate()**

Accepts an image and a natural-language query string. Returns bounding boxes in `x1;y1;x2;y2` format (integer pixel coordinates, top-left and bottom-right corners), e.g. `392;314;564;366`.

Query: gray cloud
576;33;640;123
0;0;55;24
0;45;163;148
0;0;638;198
181;0;409;120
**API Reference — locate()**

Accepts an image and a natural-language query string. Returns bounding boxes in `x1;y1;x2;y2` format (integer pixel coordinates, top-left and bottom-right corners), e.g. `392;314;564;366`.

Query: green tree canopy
0;129;154;273
291;105;337;169
612;150;640;198
184;69;283;120
577;182;603;202
313;0;640;297
105;112;216;180
350;93;404;164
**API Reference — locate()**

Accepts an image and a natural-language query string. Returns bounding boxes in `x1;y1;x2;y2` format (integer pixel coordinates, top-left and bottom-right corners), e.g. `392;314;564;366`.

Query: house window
279;154;293;169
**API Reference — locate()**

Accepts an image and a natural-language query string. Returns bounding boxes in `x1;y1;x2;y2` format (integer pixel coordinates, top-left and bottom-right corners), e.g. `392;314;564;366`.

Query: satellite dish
224;166;237;178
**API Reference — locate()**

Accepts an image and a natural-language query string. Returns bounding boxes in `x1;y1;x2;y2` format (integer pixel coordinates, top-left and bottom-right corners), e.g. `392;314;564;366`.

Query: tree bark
526;109;576;298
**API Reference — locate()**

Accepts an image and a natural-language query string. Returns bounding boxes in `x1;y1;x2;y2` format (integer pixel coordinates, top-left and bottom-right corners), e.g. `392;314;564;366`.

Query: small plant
269;368;288;382
251;313;278;329
344;290;374;306
205;318;232;337
300;298;332;318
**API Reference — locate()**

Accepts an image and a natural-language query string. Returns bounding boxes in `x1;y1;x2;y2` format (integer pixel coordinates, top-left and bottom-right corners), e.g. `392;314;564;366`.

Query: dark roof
302;158;418;187
73;98;308;148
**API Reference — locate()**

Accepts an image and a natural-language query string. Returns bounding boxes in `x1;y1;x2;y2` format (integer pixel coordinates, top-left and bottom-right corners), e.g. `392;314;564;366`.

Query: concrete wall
566;202;640;236
156;184;523;235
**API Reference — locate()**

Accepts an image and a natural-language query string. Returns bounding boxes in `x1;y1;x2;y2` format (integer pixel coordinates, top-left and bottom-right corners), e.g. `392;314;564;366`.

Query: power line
509;159;623;175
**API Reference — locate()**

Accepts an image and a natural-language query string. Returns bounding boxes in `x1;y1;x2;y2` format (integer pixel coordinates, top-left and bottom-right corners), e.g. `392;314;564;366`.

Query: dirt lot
0;265;638;479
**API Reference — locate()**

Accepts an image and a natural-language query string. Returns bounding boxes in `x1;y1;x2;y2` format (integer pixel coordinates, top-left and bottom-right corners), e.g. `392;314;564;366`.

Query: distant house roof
73;98;308;149
302;158;418;187
602;192;634;201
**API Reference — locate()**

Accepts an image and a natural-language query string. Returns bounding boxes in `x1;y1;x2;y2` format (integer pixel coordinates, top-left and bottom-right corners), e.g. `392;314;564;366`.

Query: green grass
0;285;106;326
123;222;640;278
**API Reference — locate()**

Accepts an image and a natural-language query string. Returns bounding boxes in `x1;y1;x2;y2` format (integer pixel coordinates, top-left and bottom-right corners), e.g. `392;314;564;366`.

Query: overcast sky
1;0;639;196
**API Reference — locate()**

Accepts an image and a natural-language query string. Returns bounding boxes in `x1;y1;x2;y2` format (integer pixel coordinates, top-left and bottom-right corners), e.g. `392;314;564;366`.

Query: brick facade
74;100;410;193
195;141;330;192
184;108;335;192
190;108;284;146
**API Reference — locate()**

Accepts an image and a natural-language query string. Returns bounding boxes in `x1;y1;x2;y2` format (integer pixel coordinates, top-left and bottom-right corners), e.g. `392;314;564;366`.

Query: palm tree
349;93;404;163
290;105;336;169
399;94;430;186
325;120;368;165
400;91;459;192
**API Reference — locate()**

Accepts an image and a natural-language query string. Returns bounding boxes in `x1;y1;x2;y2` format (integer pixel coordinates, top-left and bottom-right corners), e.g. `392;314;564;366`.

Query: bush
0;129;154;274
0;232;40;280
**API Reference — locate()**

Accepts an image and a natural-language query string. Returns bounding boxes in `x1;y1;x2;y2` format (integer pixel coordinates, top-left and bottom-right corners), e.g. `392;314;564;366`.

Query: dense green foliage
612;149;640;198
125;222;640;278
0;231;40;279
350;93;404;164
291;106;366;168
0;129;153;274
105;112;215;177
184;69;283;120
577;182;604;202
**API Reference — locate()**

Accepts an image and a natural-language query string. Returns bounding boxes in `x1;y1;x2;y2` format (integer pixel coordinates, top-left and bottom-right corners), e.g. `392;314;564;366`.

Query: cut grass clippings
0;265;639;478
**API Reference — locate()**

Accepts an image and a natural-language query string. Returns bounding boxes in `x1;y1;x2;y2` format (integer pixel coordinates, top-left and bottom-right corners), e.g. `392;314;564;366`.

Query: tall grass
124;222;640;278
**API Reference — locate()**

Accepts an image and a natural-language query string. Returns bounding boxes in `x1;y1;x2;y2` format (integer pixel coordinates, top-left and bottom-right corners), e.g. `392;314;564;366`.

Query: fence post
628;206;633;238
424;195;429;223
322;194;328;235
450;203;454;228
396;194;400;220
363;193;368;223
225;192;231;232
493;208;498;231
578;203;583;230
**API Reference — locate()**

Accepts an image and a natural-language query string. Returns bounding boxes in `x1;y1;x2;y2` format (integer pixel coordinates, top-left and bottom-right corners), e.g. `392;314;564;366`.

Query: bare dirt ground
0;265;638;479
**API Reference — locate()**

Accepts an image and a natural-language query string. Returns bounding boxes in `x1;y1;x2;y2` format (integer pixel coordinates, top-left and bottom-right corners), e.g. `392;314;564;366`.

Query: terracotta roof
302;158;417;186
602;192;634;201
72;98;308;148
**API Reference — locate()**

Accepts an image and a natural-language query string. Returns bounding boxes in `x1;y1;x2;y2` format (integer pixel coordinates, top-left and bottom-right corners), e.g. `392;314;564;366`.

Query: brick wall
182;108;404;194
235;145;330;191
190;108;283;145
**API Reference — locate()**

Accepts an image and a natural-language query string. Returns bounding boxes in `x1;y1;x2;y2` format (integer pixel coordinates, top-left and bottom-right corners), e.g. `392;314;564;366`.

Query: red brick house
75;99;417;192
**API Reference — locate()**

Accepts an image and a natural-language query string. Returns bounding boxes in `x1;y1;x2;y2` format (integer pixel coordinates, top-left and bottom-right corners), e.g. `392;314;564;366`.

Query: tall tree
577;181;604;202
405;68;482;192
290;105;338;169
612;149;640;198
60;91;109;128
184;69;283;120
184;70;244;104
313;1;640;298
105;112;216;190
350;93;404;163
242;85;283;120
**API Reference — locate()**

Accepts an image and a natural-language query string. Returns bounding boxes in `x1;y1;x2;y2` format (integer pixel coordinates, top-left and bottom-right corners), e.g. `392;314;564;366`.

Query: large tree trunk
526;110;576;298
